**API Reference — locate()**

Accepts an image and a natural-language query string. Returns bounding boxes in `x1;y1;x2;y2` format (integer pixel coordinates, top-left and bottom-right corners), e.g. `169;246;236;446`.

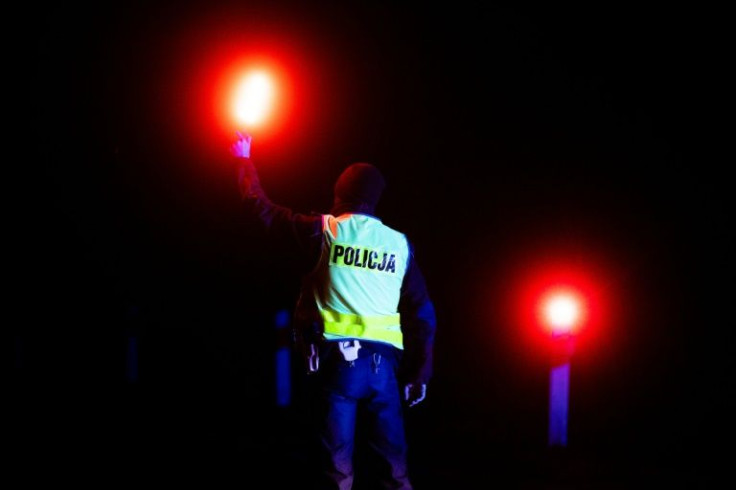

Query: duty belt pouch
338;340;361;362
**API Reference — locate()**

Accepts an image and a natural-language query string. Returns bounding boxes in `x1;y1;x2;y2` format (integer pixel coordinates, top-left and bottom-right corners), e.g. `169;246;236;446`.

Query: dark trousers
312;341;412;490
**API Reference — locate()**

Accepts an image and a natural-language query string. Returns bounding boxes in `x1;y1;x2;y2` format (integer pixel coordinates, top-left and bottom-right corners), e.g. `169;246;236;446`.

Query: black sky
21;2;734;487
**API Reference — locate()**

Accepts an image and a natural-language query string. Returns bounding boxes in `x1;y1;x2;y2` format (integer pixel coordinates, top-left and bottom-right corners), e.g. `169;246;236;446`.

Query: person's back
310;212;408;344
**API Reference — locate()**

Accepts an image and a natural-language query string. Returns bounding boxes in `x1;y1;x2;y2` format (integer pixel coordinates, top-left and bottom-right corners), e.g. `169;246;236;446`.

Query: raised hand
231;130;252;159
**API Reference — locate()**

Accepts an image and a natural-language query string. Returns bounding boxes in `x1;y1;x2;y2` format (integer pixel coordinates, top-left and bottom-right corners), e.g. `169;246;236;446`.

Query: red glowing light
212;56;295;140
232;70;275;127
473;233;622;369
538;288;587;335
503;252;613;354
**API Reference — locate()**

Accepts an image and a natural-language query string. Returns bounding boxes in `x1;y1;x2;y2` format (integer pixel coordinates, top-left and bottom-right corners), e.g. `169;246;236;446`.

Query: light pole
540;290;584;448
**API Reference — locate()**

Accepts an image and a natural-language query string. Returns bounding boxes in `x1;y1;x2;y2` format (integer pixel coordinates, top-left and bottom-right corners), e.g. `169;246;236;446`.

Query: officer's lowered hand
404;383;427;407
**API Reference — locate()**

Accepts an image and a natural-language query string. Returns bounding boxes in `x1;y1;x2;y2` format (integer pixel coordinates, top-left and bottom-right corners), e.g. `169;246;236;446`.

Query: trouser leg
318;391;358;490
315;345;367;490
365;353;412;490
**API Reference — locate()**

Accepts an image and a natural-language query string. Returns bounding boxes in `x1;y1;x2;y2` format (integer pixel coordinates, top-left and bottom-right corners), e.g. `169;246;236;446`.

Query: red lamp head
537;287;587;337
232;69;275;128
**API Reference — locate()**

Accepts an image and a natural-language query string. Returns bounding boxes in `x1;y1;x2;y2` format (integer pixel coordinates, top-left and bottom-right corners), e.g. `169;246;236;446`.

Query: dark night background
19;2;733;488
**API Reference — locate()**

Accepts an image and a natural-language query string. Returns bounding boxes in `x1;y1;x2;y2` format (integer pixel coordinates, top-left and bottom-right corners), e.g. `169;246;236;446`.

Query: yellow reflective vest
310;213;409;349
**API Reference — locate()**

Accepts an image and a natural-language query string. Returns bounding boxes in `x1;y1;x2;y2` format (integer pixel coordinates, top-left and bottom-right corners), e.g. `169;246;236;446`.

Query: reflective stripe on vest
321;309;403;347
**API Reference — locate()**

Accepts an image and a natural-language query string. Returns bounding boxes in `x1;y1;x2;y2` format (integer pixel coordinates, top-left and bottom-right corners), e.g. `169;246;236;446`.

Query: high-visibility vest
310;213;409;349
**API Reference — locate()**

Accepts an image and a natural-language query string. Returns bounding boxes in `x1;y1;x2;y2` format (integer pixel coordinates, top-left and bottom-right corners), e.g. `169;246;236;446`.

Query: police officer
231;131;437;490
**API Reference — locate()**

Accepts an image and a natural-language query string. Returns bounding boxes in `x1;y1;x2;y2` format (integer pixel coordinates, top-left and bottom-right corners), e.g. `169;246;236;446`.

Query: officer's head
331;162;386;215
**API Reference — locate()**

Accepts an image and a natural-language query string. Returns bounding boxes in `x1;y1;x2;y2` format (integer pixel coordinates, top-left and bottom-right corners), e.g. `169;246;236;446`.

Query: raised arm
230;131;322;268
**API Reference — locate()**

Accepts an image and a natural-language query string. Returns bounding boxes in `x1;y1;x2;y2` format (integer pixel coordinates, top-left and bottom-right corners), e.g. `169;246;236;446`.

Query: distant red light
538;288;587;336
505;254;611;356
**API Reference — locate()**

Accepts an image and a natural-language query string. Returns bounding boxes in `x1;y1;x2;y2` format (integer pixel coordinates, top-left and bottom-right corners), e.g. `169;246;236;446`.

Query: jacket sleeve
236;156;322;264
398;242;437;386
